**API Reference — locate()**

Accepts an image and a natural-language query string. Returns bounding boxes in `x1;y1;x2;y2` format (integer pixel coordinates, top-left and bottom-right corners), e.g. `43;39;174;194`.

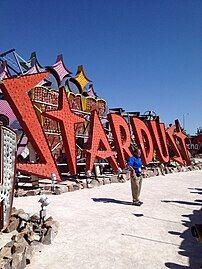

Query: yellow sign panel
70;65;91;93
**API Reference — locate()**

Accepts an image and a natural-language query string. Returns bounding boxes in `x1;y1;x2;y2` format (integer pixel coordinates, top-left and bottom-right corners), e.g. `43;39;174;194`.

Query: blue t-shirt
127;156;142;175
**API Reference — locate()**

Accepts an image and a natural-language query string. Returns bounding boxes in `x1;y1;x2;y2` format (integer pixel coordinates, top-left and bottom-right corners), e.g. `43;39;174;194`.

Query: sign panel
0;125;17;230
0;72;191;181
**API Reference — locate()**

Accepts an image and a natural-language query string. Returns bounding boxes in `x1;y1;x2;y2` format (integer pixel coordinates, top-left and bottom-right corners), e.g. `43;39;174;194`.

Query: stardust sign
0;72;191;181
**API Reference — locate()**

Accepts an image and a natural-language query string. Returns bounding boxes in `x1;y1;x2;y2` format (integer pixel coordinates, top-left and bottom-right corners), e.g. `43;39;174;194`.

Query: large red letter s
0;73;61;180
166;124;184;165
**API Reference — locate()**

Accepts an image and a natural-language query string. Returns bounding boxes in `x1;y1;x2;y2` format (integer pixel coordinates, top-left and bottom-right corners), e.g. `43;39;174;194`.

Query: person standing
127;148;144;206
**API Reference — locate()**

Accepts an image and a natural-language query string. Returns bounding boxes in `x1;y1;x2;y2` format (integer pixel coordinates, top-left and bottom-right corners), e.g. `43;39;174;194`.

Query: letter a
108;113;132;168
85;110;119;173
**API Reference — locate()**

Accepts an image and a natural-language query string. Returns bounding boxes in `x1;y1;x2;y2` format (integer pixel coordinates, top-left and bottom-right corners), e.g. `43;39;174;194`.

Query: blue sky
1;0;201;134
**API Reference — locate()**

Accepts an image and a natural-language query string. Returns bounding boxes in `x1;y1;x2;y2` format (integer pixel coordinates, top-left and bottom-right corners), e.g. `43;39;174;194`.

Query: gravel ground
13;170;202;269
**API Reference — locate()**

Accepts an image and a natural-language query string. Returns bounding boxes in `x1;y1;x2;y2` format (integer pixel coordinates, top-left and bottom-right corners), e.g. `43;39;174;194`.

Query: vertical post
27;142;39;187
183;114;185;130
183;113;189;131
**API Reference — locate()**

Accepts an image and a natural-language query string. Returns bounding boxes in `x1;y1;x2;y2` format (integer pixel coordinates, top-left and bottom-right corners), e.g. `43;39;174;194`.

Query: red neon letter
85;110;119;173
175;120;191;165
166;125;184;165
43;88;85;175
130;117;154;165
108;113;132;168
148;121;170;163
0;73;61;180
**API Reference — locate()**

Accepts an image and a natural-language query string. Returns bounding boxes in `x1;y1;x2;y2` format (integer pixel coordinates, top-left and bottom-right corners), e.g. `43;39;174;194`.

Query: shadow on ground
161;200;202;206
133;213;181;224
165;188;202;269
188;187;202;191
188;188;202;195
92;198;132;205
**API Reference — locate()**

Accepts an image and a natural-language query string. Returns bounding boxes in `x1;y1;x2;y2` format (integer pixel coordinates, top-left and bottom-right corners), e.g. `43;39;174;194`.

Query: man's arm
126;163;135;177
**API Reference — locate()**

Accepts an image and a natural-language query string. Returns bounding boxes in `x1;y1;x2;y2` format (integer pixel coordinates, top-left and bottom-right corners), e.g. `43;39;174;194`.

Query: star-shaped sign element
43;88;85;175
70;65;92;93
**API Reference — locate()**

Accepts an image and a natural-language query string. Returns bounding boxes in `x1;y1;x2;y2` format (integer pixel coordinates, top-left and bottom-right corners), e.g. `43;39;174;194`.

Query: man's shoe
132;201;143;206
